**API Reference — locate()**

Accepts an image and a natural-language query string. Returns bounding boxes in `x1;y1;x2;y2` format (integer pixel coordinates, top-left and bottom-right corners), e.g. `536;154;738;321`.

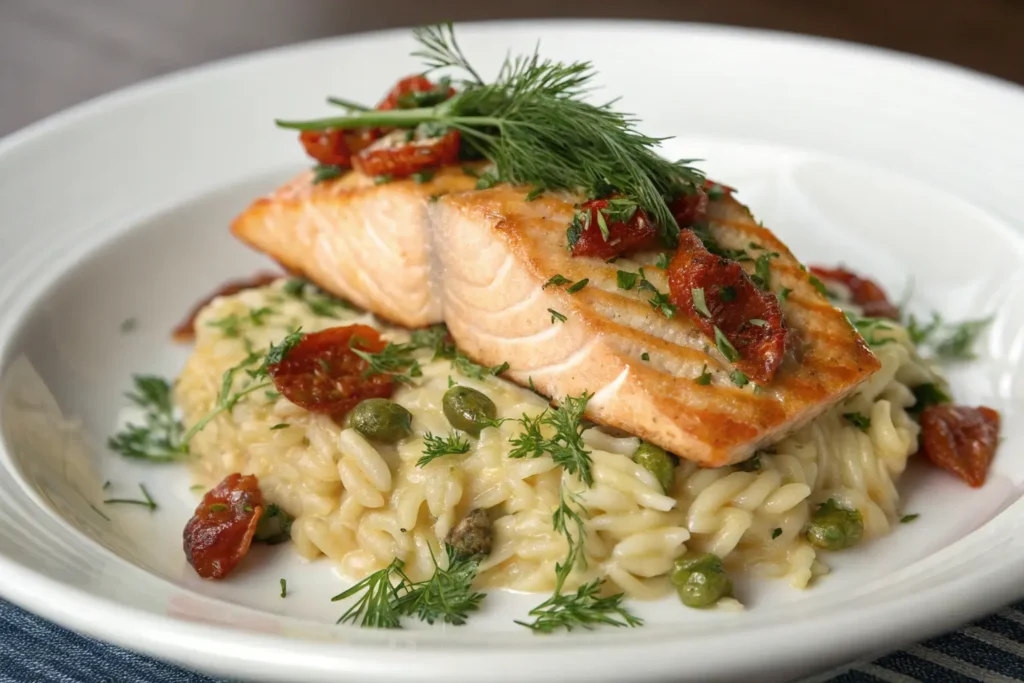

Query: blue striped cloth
3;598;1023;682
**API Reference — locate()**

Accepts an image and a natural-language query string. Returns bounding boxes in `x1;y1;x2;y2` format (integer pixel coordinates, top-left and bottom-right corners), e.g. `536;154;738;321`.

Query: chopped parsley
751;252;775;290
778;287;792;302
691;287;711;318
543;274;571;289
808;274;829;297
417;432;471;467
695;364;713;385
771;528;782;539
729;370;749;388
641;352;650;361
525;187;545;201
566;278;589;294
312;164;344;184
280;578;288;598
270;423;289;430
549;308;567;324
900;514;919;524
843;412;871;431
411;170;435;183
749;318;768;327
735;453;762;471
706;184;726;201
283;278;355;319
655;252;670;270
351;339;423;384
616;270;639;290
714;326;740;362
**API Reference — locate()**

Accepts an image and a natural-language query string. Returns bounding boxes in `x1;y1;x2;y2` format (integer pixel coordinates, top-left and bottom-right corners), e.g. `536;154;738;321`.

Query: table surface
2;2;1024;682
2;0;1024;136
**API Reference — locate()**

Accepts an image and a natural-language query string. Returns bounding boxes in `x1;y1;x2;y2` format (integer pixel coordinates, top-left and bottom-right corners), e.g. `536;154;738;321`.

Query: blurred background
2;0;1023;136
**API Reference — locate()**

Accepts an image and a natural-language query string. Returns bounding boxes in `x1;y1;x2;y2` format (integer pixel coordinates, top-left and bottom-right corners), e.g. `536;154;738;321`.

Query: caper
442;386;497;435
349;398;413;443
445;509;493;558
632;442;676;493
805;499;863;551
671;552;732;608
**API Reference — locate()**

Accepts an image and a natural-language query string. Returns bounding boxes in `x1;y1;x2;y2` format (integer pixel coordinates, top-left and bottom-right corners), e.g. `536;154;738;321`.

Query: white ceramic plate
1;20;1023;683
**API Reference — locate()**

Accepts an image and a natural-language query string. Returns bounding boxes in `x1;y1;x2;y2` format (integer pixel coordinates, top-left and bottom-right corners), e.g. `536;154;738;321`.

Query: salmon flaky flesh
231;168;881;467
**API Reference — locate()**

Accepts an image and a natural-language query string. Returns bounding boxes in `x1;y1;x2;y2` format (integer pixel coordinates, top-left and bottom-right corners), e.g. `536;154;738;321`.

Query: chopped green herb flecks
566;278;589;294
771;528;782;539
843;412;871;431
714;327;740;362
549;308;567;324
729;370;749;388
616;270;639;290
691;287;711;318
900;514;919;524
543;274;571;289
280;578;288;598
934;317;992;360
641;352;650;361
695;364;712;385
103;483;158;511
313;164;344;184
655;252;670;270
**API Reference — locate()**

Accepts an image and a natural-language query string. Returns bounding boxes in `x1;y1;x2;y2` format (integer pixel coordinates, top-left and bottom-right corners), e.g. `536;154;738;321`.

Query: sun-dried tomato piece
669;187;709;228
809;266;900;320
919;404;1001;487
569;199;660;260
299;129;352;166
668;230;787;384
352;128;461;179
268;325;394;415
184;473;265;579
377;75;456;111
172;271;282;342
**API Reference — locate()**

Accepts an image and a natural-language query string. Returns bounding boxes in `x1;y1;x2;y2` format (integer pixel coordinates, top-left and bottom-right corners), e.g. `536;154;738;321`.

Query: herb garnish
655;252;670;270
549;308;567;324
909;383;951;415
280;578;288;598
277;23;704;246
900;514;919;524
351;339;424;384
934;318;992;360
691;287;711;318
729;370;749;388
332;544;485;628
616;270;638;290
108;376;185;461
695;364;713;385
566;278;589;294
637;271;676;318
313;164;344;184
411;170;435;183
543;274;571;289
641;352;650;361
808;273;829;297
417;432;472;467
714;326;740;362
510;393;595;485
103;483;158;511
120;317;137;334
843;412;871;431
771;528;782;539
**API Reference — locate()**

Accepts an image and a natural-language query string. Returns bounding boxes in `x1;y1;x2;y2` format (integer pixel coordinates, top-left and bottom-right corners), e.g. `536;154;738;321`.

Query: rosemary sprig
276;23;704;245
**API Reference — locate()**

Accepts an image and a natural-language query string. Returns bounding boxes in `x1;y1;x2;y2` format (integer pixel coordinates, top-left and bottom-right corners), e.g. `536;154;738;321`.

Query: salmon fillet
232;166;477;327
232;171;880;466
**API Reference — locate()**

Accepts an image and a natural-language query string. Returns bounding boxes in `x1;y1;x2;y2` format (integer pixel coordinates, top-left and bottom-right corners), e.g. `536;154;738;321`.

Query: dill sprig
417;432;471;467
350;339;423;384
395;545;486;626
103;483;158;511
107;376;185;461
509;392;595;485
333;558;407;628
276;23;704;245
332;544;485;628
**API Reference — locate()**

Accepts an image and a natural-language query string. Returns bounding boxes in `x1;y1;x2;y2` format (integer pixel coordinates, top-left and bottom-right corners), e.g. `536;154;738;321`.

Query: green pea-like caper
671;552;732;608
349;398;413;443
805;499;863;551
632;442;676;493
442;386;497;435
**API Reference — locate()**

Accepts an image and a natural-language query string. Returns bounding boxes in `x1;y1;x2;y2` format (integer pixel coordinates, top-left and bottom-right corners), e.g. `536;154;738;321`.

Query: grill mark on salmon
231;170;880;466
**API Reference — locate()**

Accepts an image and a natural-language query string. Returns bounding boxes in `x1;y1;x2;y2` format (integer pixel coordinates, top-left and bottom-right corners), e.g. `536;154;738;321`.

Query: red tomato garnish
809;266;900;320
352;128;461;179
919;405;1001;487
669;188;709;228
172;271;282;342
268;325;394;415
378;75;456;111
569;199;660;260
184;473;264;579
668;230;787;384
299;129;352;167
